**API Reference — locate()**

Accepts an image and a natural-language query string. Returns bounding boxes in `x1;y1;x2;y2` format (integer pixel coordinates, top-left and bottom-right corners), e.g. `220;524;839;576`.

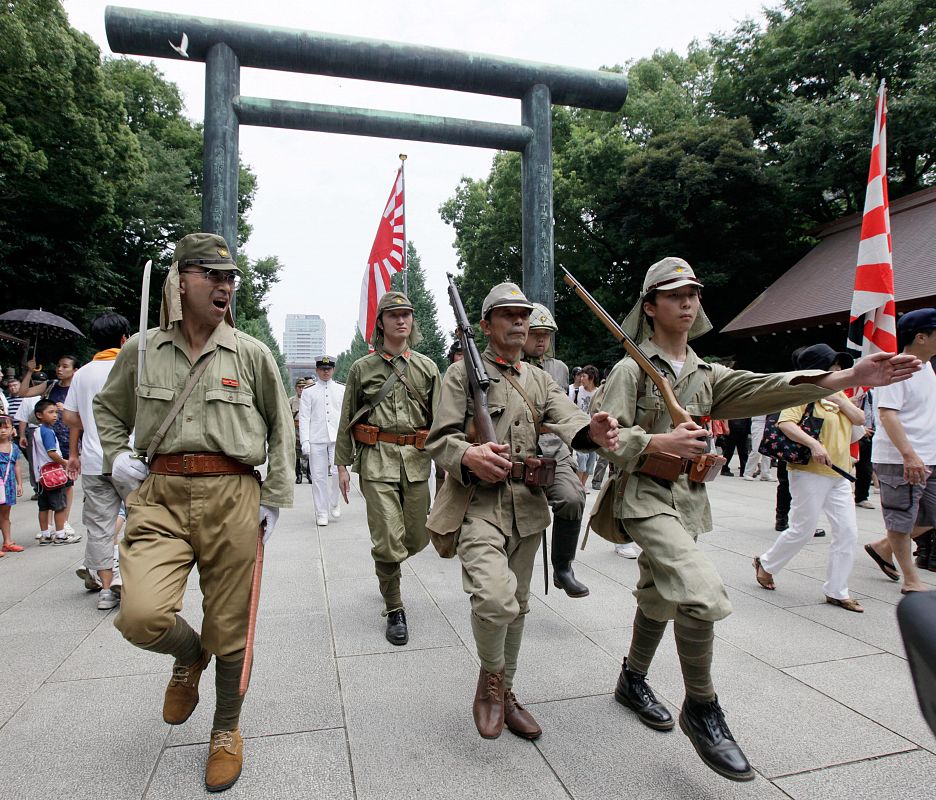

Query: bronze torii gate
104;6;627;311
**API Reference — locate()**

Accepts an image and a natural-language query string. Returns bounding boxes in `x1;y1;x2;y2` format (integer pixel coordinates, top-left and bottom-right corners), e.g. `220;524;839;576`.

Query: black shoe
679;695;754;782
614;660;674;731
774;517;788;532
813;528;826;538
295;475;302;484
385;609;408;646
720;468;733;477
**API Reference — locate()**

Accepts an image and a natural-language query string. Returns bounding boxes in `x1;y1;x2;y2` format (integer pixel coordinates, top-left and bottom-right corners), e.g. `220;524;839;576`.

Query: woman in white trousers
754;345;866;612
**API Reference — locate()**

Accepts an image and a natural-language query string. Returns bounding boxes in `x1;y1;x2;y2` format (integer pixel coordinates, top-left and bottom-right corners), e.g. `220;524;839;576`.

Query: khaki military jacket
94;323;295;508
524;354;573;460
334;348;441;482
426;347;594;538
596;340;830;534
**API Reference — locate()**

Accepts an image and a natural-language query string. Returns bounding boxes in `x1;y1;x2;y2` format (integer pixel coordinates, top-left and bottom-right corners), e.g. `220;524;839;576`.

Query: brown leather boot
504;689;542;740
205;728;243;792
163;649;211;725
473;666;505;739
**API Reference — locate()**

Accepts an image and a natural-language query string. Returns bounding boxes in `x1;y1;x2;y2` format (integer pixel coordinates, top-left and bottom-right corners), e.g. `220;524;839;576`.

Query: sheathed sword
239;524;265;696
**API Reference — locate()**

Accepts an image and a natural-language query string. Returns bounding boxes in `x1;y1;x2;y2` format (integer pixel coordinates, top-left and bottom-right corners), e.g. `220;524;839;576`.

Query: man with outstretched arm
94;233;294;792
594;257;920;782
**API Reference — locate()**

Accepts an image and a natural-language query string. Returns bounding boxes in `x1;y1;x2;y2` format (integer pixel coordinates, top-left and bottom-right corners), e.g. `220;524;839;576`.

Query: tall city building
283;314;326;383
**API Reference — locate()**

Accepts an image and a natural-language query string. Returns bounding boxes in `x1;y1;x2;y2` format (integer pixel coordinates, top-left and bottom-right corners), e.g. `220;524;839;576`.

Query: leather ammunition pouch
636;451;726;484
351;423;429;450
508;456;557;487
351;423;380;446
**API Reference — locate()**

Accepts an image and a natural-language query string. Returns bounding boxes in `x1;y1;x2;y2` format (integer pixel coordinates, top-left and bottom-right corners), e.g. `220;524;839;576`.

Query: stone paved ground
0;474;933;800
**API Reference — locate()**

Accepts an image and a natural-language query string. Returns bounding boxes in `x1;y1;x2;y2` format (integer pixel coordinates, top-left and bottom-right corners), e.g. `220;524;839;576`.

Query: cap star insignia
218;247;230;258
509;290;520;296
674;267;685;273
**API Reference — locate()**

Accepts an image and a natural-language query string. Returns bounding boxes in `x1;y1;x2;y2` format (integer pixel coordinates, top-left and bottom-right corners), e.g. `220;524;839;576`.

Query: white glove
112;451;149;487
301;441;310;457
259;505;279;545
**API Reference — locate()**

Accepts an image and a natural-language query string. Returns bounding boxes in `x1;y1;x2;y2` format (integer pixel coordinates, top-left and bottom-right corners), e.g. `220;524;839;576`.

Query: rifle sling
344;368;401;431
388;358;433;423
501;369;543;432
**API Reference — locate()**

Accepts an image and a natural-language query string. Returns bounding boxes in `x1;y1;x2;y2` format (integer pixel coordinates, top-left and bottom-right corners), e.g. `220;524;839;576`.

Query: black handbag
758;404;824;465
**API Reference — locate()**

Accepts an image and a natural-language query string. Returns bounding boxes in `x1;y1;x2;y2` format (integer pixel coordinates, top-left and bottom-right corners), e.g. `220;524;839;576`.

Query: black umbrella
0;309;84;361
0;309;83;341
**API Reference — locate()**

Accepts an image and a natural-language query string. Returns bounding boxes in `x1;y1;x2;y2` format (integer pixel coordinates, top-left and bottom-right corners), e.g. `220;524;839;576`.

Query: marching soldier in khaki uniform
522;303;589;597
290;377;312;484
426;283;619;741
595;257;920;782
335;292;441;646
94;233;294;793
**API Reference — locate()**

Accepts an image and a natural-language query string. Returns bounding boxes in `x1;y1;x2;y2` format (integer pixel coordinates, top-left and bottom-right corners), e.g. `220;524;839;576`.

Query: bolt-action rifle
446;274;497;445
561;266;724;484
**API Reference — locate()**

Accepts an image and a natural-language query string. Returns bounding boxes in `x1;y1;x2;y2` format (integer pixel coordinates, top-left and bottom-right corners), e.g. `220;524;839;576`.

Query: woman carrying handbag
754;344;867;612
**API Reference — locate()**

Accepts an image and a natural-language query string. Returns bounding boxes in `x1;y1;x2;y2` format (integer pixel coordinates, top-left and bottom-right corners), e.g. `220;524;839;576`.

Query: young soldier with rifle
566;257;920;782
426;280;618;741
335;291;441;646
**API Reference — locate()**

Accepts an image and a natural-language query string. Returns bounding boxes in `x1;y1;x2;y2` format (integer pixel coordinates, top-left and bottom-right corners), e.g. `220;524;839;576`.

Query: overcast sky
64;1;772;356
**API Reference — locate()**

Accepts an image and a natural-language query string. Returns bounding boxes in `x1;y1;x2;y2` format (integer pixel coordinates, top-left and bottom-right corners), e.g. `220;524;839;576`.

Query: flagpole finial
399;153;407;162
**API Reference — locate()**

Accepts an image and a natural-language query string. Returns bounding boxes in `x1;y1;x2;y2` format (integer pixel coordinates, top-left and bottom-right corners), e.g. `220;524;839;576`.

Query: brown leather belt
149;452;254;477
509;462;527;481
376;431;421;447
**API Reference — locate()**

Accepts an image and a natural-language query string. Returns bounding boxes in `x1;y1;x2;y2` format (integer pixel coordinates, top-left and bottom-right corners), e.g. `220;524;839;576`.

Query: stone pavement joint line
0;475;932;799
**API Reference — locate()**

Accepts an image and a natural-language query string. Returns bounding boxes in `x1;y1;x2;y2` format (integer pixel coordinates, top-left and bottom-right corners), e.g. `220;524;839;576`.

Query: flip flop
863;544;900;581
753;557;775;590
1;543;24;552
826;596;864;613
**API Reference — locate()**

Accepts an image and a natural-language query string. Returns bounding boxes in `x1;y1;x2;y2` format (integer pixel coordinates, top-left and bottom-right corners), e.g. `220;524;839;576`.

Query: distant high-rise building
284;314;325;383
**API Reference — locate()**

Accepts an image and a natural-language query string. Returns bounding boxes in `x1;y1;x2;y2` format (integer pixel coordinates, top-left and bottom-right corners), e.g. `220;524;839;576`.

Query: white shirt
63;358;119;475
574;385;595;414
298;379;345;445
872;362;936;464
14;396;39;428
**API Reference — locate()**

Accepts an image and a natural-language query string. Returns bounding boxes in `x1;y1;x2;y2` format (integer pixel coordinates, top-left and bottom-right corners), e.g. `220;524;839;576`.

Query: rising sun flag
846;79;897;357
358;167;406;341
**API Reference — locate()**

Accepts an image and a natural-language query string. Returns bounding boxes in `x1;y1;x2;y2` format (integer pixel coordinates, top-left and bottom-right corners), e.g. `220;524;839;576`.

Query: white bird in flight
169;32;189;58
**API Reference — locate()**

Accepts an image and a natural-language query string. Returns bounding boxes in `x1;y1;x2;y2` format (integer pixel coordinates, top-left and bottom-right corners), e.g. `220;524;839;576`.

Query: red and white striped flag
846;80;897;356
358;168;405;341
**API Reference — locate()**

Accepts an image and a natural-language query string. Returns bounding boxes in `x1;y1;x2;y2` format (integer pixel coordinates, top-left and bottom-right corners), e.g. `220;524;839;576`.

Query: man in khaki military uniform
522;303;589;597
290;377;312;484
426;283;619;741
596;257;920;782
94;233;294;793
335;292;441;645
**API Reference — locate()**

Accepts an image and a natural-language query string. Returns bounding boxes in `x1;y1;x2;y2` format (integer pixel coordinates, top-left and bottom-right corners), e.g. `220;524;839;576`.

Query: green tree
335;327;369;383
390;242;448;372
0;0;143;331
710;0;936;220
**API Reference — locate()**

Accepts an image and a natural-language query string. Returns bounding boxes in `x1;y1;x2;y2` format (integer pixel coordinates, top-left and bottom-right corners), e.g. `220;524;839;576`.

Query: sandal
863;544;900;581
826;596;864;613
2;543;24;553
753;557;775;590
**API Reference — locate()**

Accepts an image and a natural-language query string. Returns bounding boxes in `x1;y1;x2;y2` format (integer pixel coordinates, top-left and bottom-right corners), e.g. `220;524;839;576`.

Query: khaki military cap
376;292;414;315
173;233;241;274
528;303;558;331
641;257;702;296
481;282;534;318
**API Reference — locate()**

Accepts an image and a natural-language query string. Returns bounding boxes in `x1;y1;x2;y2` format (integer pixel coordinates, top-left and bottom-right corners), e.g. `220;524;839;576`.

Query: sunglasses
179;268;241;290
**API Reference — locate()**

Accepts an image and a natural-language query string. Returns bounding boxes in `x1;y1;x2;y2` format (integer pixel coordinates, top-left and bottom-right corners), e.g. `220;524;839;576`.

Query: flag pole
399;153;408;295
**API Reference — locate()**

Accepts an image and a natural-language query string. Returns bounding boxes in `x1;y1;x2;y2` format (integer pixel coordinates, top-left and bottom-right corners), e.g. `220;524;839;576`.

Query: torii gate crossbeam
105;5;628;310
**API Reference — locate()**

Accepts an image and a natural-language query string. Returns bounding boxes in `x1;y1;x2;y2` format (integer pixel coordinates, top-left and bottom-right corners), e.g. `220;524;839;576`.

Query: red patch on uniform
221;378;239;388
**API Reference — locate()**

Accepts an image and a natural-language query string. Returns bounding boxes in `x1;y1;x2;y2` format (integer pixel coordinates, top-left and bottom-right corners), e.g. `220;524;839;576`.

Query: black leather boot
614;659;674;731
679;695;755;782
551;518;589;597
385;609;408;646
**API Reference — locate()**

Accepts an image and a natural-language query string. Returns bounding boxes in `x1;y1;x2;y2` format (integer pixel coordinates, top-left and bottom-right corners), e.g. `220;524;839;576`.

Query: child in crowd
32;399;80;546
0;414;24;555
